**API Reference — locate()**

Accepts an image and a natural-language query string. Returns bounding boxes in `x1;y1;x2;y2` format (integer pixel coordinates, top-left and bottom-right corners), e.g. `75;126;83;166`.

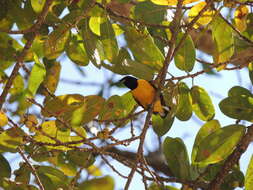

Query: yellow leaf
0;111;8;127
235;5;249;32
188;2;215;29
151;0;200;6
87;165;103;176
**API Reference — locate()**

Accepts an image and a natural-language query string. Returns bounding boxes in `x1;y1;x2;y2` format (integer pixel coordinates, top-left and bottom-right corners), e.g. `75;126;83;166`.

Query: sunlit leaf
31;0;46;13
124;26;164;70
174;33;196;72
188;1;215;28
175;82;192;121
0;127;24;153
151;0;199;6
191;120;221;163
194;124;245;166
10;74;24;95
87;165;102;176
191;86;215;121
27;54;46;96
89;16;105;36
234;5;249;32
245;155;253;190
212;17;234;65
0;111;8;127
163;137;191;180
66;34;89;66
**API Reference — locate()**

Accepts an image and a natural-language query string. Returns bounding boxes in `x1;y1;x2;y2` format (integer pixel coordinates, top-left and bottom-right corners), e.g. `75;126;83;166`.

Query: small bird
120;76;169;118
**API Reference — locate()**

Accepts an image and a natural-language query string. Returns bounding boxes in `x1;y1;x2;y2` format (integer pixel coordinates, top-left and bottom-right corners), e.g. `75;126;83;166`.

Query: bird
120;76;169;118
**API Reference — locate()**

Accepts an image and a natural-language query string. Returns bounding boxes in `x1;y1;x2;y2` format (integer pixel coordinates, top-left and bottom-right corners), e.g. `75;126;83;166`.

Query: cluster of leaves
0;0;253;190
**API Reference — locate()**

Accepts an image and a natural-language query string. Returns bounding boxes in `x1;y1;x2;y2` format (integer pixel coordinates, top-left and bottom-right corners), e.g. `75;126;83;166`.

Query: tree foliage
0;0;253;190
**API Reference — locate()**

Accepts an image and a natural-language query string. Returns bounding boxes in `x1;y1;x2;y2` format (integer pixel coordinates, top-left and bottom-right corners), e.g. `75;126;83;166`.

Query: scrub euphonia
120;76;169;118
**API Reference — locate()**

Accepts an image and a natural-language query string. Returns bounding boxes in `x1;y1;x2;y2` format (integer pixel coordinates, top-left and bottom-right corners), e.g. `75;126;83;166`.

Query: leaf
66;34;89;66
150;0;199;6
42;61;61;95
188;1;215;28
191;86;215;121
87;165;102;176
0;127;24;153
148;183;180;190
245;155;253;190
37;166;68;189
27;54;46;96
194;124;245;166
221;168;244;190
219;96;253;122
124;26;164;70
31;0;46;13
44;24;70;60
163;137;191;180
212;17;234;65
10;74;24;95
67;150;95;168
100;18;119;62
249;62;253;85
152;114;174;136
79;175;114;190
0;110;8;127
234;5;249;32
134;1;166;24
70;95;105;127
174;33;196;72
175;82;192;121
14;163;31;184
89;15;106;36
228;86;253;97
0;154;11;180
191;120;221;163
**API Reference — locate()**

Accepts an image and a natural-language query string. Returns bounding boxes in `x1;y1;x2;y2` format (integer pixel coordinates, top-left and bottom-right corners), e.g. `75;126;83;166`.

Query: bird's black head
120;76;138;90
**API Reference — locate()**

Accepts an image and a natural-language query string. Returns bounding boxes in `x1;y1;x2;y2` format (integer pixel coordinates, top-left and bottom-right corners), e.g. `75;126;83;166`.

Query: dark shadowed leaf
67;150;95;168
175;82;192;121
194;124;245;166
228;86;253;97
163;137;190;180
0;154;11;180
219;96;253;122
191;86;215;121
79;175;114;190
248;62;253;85
152;115;174;136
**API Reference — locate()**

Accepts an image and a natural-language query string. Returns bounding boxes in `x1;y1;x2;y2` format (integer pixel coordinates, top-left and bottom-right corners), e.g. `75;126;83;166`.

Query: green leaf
124;26;164;70
163;137;190;180
67;150;95;168
79;175;114;190
191;86;215;121
44;24;70;60
212;16;234;65
10;74;24;95
89;16;105;36
66;34;89;66
228;86;253;97
27;54;46;96
0;111;8;127
174;33;196;72
175;82;192;121
0;154;11;180
14;163;31;184
219;96;253;122
100;18;119;62
37;166;68;189
248;62;253;85
245;155;253;190
191;120;221;163
134;1;166;24
152;115;174;136
0;128;24;153
148;183;180;190
31;0;46;13
194;124;245;166
221;168;244;190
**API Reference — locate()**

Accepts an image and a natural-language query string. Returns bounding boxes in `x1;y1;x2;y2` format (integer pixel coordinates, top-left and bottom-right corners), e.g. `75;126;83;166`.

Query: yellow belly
131;79;164;114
